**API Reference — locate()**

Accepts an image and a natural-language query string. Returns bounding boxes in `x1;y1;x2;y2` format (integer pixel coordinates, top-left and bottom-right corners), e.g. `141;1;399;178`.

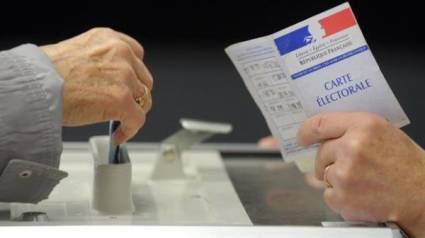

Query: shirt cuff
0;44;68;203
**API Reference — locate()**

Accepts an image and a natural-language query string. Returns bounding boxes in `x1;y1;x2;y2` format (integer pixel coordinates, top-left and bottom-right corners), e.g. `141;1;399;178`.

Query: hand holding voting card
225;2;409;165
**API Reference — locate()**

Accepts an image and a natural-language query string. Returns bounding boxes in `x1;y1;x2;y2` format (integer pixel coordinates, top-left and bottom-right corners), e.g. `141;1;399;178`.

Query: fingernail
112;131;123;145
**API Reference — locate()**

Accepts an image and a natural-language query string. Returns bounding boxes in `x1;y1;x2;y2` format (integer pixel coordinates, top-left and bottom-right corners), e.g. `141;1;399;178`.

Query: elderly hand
298;112;425;238
41;28;153;144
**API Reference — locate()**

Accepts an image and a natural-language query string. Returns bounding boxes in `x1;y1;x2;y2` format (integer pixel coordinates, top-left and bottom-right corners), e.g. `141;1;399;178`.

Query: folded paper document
225;2;409;162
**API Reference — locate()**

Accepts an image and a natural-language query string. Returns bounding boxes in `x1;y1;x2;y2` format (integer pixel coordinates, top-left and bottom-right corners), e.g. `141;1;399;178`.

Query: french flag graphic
275;8;357;56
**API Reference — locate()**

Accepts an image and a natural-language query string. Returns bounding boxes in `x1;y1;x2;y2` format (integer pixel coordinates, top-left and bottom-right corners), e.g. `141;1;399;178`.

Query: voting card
225;2;409;164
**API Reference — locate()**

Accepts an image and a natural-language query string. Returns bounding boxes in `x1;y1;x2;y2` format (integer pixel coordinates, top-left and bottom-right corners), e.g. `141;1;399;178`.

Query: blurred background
1;0;424;146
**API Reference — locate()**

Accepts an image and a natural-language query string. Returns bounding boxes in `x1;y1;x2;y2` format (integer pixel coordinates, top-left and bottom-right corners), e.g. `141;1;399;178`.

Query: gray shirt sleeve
0;44;68;203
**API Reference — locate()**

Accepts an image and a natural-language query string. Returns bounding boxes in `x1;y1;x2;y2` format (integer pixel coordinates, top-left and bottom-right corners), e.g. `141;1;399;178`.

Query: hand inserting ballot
41;28;153;144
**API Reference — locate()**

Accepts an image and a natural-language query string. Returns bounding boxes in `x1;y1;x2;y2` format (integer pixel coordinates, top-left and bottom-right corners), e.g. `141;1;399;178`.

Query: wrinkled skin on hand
259;112;425;238
41;28;153;144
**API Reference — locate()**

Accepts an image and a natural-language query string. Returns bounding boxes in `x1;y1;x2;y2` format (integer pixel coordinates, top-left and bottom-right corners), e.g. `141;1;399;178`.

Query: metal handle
151;118;232;180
